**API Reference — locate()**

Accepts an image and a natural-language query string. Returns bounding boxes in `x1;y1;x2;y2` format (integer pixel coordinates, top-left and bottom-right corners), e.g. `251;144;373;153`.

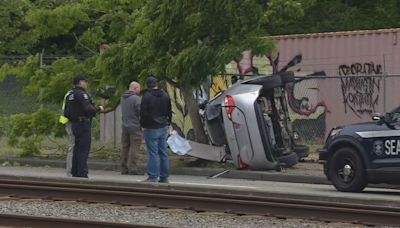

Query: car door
370;111;400;169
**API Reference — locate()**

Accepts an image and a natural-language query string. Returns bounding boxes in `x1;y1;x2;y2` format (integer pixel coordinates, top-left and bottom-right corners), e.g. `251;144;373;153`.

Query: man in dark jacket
67;75;103;178
140;76;172;183
120;81;142;175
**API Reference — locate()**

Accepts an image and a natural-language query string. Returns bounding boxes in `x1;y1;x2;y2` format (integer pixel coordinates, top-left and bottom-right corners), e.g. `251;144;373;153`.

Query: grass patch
0;136;121;161
0;138;22;157
297;140;324;162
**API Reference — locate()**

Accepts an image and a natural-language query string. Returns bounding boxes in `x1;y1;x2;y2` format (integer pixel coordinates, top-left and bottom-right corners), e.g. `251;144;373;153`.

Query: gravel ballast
0;198;389;228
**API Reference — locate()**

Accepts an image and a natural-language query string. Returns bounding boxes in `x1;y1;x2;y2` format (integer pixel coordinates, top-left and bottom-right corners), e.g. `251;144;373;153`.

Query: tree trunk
181;83;209;144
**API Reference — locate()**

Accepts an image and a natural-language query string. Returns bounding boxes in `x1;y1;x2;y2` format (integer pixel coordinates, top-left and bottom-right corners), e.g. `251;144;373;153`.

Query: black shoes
141;177;169;183
142;178;158;182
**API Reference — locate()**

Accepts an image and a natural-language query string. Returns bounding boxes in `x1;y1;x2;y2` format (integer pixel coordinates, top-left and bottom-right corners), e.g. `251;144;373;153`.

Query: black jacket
140;88;172;129
67;87;100;122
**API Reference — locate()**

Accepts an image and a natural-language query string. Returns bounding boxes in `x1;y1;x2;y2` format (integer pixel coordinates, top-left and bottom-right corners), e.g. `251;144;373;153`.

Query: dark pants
71;121;91;177
121;127;143;174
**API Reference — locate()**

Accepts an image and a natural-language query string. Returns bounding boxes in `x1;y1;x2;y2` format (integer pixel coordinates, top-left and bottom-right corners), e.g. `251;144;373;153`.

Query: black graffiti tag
338;62;382;76
339;62;382;118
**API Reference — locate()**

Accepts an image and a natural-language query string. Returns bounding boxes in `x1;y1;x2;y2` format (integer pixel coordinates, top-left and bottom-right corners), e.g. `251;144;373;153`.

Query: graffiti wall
274;29;400;139
339;62;382;117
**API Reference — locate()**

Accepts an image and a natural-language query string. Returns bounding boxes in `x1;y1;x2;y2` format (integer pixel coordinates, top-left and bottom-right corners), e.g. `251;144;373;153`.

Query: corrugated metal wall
273;29;400;75
272;29;400;139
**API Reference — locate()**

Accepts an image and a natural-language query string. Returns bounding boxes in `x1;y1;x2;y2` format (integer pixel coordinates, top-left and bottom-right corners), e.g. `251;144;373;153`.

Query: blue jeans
144;127;169;180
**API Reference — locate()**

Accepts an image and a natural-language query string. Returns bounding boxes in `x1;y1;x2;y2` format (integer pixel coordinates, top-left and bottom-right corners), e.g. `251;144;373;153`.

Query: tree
0;0;312;148
101;0;312;143
266;0;400;35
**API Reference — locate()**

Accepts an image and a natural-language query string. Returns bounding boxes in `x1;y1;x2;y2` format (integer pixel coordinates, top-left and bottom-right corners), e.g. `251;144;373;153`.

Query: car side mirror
372;113;382;121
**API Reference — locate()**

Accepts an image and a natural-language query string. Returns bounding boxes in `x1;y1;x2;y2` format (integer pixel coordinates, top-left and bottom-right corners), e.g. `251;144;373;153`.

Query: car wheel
294;145;309;160
328;147;367;192
276;152;298;168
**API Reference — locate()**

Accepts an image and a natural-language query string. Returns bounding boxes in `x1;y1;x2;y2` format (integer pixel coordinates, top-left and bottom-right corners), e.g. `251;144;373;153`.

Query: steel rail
0;179;398;226
0;213;165;228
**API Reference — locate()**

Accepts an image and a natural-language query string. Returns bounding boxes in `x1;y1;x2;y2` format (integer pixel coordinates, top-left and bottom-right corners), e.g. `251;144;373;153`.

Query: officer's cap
73;75;89;85
146;76;157;88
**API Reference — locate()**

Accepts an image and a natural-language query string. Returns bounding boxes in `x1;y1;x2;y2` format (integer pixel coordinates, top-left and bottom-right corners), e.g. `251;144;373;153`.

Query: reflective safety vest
59;90;72;124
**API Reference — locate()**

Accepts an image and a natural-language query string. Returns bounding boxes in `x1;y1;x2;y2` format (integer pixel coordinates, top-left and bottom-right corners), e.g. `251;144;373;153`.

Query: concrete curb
0;157;329;185
173;167;330;185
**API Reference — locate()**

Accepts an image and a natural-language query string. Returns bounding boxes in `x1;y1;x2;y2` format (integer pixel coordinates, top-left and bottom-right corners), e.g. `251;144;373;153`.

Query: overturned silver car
190;72;309;170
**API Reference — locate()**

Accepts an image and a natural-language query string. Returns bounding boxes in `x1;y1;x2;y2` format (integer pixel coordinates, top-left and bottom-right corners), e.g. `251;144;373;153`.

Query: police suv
319;107;400;192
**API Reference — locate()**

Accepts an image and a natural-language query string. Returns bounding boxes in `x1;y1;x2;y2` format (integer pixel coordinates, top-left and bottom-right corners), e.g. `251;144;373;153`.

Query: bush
7;109;62;157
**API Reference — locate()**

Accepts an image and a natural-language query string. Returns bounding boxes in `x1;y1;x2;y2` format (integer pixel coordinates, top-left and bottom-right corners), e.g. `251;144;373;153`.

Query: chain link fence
288;74;400;145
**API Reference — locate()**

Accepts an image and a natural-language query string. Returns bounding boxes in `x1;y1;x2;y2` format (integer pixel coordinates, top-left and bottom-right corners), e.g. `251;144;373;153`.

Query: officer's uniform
59;89;74;176
67;86;100;177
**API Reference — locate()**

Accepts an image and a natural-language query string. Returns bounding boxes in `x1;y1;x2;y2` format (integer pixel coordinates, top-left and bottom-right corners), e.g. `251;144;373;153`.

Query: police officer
59;89;74;177
68;75;104;178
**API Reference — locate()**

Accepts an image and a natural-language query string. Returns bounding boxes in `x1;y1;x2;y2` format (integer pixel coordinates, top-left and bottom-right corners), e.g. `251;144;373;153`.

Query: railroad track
0;178;398;227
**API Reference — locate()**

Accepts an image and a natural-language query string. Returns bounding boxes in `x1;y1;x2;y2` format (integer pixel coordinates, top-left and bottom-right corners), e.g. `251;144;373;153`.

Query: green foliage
127;0;278;87
78;26;105;51
0;76;39;116
267;0;400;35
1;56;87;103
263;0;315;28
0;0;310;147
7;108;62;157
26;5;88;39
16;137;42;157
0;0;35;54
1;0;288;97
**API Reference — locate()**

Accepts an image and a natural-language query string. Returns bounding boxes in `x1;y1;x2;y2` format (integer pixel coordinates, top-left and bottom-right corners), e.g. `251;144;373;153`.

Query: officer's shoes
72;175;88;178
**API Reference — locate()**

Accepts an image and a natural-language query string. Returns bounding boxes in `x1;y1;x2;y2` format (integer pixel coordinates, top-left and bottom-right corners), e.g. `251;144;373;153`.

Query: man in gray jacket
120;81;142;175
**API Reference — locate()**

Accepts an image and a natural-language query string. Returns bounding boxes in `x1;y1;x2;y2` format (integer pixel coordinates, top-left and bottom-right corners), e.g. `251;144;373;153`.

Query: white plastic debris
167;131;192;155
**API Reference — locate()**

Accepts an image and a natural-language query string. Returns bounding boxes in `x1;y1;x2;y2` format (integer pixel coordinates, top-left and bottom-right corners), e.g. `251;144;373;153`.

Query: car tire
328;147;367;192
276;152;298;168
294;145;309;160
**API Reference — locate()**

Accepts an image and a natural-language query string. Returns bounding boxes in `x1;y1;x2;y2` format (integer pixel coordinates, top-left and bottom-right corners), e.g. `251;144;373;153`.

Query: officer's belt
71;117;91;122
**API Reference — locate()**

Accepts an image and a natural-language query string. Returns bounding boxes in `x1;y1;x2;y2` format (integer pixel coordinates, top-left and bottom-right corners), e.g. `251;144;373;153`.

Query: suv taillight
224;95;235;120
